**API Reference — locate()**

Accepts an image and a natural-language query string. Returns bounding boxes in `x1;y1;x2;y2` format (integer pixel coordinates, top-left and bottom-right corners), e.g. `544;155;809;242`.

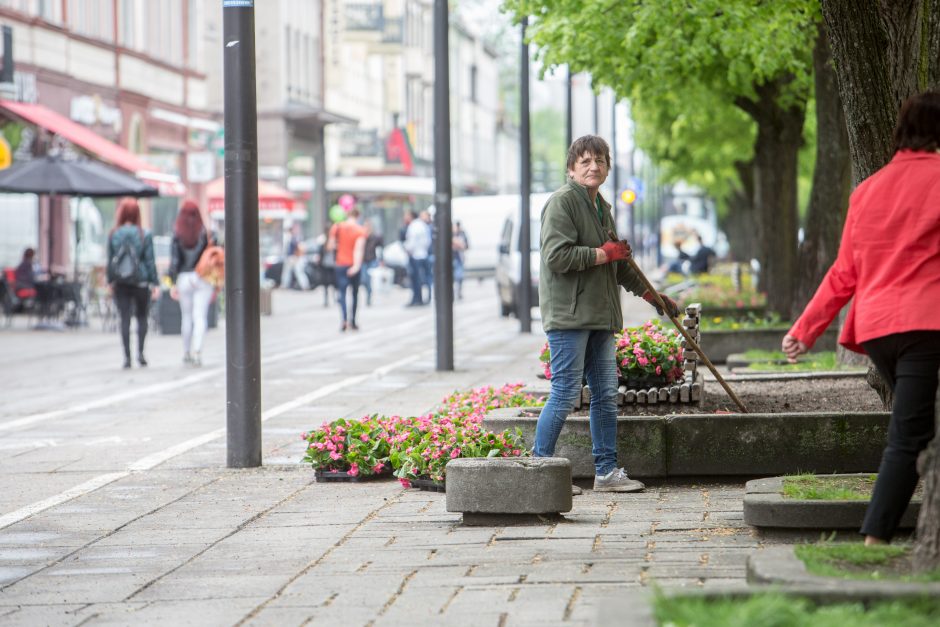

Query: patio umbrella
0;156;159;280
0;155;159;197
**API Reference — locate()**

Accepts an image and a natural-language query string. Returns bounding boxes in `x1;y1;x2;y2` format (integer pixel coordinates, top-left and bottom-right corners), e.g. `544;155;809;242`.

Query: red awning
0;100;186;196
206;177;303;220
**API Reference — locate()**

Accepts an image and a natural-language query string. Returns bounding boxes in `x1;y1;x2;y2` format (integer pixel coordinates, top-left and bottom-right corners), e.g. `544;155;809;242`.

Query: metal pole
611;97;619;234
519;17;532;333
433;0;453;371
223;0;262;468
565;67;573;148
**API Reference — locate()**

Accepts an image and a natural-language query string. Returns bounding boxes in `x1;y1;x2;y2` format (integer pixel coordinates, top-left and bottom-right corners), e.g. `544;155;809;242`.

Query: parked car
495;193;551;317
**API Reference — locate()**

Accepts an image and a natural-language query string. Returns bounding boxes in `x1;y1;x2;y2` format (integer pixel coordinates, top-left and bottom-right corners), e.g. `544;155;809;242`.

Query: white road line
0;314;435;435
0;353;427;529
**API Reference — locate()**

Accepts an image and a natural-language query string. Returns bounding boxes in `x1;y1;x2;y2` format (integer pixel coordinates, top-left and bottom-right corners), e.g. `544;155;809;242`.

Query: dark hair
893;91;940;153
111;197;143;239
22;247;34;260
566;135;611;172
174;199;204;248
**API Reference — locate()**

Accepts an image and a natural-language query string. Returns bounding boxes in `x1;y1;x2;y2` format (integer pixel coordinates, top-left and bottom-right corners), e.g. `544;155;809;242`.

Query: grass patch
653;592;940;626
702;314;787;331
740;350;863;372
782;473;877;500
795;543;940;583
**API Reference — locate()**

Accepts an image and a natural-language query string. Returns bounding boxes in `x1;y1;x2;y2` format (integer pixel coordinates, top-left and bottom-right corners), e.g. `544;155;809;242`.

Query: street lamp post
519;17;532;333
565;67;573;149
223;0;262;468
433;0;454;371
611;97;619;233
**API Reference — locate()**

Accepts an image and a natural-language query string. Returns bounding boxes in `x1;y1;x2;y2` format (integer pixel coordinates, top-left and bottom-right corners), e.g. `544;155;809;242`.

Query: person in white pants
169;200;213;367
175;271;214;366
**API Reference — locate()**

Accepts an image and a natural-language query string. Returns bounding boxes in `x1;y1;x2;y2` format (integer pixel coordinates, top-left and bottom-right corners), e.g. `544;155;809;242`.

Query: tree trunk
736;79;805;318
821;0;940;572
792;26;851;319
720;160;759;264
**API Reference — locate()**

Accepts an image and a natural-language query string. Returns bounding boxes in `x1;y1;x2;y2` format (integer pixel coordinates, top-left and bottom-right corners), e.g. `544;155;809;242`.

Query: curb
743;475;920;529
747;546;940;596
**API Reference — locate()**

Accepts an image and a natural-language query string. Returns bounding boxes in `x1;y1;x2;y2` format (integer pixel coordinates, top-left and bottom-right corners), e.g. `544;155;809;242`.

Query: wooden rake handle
623;255;749;414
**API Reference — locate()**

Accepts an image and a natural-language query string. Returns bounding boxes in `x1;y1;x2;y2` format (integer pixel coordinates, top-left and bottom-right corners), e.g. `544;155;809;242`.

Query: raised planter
747;546;940;595
598;585;940;627
700;327;838;363
314;467;393;482
743;474;920;529
484;409;889;479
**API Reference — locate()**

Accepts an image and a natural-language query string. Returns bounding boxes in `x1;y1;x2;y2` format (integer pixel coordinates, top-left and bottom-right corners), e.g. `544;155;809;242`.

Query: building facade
0;0;216;270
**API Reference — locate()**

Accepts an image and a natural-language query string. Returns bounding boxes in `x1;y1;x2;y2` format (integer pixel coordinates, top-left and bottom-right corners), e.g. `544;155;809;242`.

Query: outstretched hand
782;334;808;363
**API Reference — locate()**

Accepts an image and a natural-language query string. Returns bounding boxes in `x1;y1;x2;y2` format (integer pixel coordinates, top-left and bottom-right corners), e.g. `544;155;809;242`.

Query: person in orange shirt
327;207;366;332
783;91;940;545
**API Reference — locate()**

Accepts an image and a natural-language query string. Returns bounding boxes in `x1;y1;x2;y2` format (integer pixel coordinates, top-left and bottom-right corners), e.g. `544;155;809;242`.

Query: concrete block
666;413;890;475
637;390;647;404
679;384;691;402
658;388;668;402
647;388;658;404
690;382;703;402
625;390;636;403
445;457;572;515
581;386;592;406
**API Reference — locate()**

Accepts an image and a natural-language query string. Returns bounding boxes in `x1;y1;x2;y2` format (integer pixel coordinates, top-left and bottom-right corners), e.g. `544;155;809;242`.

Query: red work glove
643;290;680;317
599;240;631;263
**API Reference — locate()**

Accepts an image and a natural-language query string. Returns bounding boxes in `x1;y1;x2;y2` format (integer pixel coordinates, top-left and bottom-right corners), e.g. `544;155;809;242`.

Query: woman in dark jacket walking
168;200;212;367
107;197;157;369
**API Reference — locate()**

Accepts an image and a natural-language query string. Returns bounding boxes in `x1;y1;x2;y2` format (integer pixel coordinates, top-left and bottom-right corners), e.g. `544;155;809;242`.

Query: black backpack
110;239;140;285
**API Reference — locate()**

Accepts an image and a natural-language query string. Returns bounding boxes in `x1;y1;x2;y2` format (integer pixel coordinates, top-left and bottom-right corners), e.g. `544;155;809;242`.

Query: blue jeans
334;266;361;324
533;329;619;475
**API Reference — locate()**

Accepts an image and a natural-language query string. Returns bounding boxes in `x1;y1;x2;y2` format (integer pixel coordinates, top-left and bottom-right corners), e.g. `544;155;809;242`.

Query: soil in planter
795;544;940;583
570;376;885;416
782;474;924;501
408;477;445;493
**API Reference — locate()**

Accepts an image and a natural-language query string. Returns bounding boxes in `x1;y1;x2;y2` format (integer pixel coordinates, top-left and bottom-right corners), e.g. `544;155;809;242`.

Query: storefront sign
187;152;216;183
70;95;122;134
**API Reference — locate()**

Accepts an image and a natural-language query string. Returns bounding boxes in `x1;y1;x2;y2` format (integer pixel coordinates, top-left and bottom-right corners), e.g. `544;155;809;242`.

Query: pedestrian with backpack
107;197;157;369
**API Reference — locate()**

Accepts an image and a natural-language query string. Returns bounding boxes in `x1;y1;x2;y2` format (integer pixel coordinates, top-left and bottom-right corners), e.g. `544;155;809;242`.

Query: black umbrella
0;156;160;283
0;155;159;197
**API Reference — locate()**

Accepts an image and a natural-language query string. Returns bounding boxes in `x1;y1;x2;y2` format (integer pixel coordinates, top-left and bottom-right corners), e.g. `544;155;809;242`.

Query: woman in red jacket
783;91;940;545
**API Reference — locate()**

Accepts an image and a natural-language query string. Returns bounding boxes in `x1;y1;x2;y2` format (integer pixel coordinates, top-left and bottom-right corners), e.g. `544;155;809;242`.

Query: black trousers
113;284;151;359
860;330;940;541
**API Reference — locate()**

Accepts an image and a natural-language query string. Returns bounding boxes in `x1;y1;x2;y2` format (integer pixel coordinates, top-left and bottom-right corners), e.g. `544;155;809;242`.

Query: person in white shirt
403;210;431;306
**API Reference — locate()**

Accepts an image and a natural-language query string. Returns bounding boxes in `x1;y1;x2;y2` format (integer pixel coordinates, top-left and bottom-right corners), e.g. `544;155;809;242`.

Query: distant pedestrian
420;210;434;302
281;223;310;290
169;199;213;367
534;135;679;494
783;91;940;546
674;232;716;274
13;247;37;295
402;210;430;306
361;219;383;306
327;207;366;331
107;197;157;369
452;221;468;299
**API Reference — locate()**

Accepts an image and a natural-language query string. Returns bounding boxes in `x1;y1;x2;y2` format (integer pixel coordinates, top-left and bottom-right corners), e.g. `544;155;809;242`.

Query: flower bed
540;320;684;386
301;383;540;484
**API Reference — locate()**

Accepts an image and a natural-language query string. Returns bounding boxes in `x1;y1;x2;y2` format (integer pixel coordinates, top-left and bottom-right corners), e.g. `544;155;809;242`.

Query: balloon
329;204;346;223
338;194;355;210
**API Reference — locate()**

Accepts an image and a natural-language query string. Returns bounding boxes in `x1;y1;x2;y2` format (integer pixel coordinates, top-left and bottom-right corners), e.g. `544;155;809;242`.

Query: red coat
788;150;940;353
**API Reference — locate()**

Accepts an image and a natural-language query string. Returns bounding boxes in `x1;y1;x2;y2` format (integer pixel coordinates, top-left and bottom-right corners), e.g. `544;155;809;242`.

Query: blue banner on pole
223;0;253;7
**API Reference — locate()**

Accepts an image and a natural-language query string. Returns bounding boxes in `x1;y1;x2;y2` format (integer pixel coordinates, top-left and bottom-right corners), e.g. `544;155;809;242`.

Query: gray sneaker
593;468;645;492
571;485;583;496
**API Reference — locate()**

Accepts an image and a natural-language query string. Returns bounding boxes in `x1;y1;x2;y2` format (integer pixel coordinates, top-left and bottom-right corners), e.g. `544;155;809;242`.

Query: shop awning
206;177;304;220
0;100;186;196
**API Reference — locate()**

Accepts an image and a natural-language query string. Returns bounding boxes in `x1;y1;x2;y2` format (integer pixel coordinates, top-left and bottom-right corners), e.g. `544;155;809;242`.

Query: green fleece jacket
539;180;646;331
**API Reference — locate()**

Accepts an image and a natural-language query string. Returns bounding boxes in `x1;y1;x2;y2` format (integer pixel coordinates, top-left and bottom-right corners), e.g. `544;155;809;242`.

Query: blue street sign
628;176;645;200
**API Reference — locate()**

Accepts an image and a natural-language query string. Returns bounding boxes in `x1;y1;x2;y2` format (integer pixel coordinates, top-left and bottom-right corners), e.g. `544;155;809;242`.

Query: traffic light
621;188;637;205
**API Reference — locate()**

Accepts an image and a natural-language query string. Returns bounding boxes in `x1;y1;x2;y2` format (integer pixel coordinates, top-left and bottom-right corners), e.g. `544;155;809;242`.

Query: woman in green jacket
535;135;678;493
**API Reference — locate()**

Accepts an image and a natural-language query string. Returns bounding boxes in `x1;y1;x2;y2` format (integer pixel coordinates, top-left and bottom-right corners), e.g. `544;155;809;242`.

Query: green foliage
742;350;854;372
796;543;940;583
502;0;820;209
782;473;877;500
653;591;940;626
702;313;785;331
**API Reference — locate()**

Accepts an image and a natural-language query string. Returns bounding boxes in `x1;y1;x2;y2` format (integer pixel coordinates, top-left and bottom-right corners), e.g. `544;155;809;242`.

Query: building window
470;65;478;104
68;0;114;42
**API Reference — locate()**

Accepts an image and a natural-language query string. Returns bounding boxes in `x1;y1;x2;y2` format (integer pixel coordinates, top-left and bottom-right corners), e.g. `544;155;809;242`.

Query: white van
495;192;553;317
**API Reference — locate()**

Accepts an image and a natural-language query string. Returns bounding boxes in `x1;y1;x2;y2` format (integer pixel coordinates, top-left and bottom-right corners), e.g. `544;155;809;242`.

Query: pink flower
637;357;648;366
348;463;359;477
655;365;662;375
399;478;412;488
450;449;459;458
329;451;341;460
360;434;370;442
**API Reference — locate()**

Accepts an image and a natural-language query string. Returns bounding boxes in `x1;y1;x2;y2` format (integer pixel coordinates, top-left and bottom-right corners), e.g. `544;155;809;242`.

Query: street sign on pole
223;0;262;468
